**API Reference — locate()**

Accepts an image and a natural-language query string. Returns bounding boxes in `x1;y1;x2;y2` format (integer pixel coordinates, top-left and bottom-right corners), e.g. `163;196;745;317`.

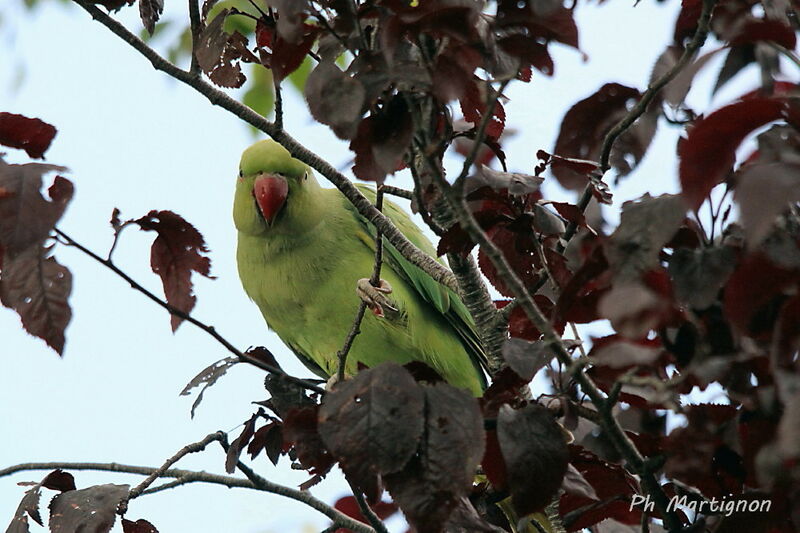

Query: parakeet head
234;140;320;235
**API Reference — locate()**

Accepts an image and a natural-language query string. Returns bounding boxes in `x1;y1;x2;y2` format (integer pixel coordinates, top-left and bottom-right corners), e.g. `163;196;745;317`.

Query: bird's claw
356;278;398;318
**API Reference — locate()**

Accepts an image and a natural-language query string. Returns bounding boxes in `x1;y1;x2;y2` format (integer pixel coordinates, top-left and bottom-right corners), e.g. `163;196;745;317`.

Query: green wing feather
351;184;489;388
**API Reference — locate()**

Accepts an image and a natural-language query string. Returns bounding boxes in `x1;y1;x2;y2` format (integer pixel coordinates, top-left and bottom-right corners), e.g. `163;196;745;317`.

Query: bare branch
54;228;326;395
274;76;284;131
119;431;226;513
380;185;413;200
188;0;201;75
598;0;716;172
347;480;391;533
71;0;458;293
0;459;374;533
217;439;376;533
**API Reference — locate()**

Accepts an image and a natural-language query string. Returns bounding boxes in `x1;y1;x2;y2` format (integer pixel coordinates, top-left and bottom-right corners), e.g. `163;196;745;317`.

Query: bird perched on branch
233;140;487;395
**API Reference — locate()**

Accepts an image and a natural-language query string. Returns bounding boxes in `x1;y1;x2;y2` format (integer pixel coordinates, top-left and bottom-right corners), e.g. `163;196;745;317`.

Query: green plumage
234;140;486;395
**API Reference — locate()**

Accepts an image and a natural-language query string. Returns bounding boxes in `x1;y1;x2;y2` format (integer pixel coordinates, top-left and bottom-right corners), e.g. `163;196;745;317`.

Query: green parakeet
234;140;487;395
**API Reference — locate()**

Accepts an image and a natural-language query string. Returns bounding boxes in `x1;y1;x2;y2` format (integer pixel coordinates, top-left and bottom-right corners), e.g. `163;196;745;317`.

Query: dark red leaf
0;245;72;354
135;210;213;332
225;411;260;473
668;246;736;309
180;356;239;418
475;165;543;196
318;363;424;497
459;79;505;138
501;338;552;380
0;159;72;254
735;162;800;246
673;0;702;44
350;97;413;182
138;0;164;35
244;345;282;369
663;404;741;498
122;518;159;533
588;335;663;368
723;252;799;338
196;11;250;88
270;27;319;82
41;470;76;492
729;19;796;49
0;113;57;159
552;83;649;190
48;484;129;533
384;383;485;533
8;486;44;531
283;405;336;476
508;294;566;340
482;428;507;490
598;272;679;339
498;403;569;516
495;0;579;49
478;224;540;298
605;194;687;282
563;445;642;530
679;97;800;210
550;202;587;229
403;361;445;385
304;61;365;140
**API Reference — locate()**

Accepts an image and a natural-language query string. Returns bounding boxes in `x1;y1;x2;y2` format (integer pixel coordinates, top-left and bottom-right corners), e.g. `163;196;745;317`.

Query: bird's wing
347;184;489;388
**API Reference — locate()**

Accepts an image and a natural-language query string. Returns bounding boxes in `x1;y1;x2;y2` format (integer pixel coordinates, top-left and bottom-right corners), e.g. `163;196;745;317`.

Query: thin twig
767;40;800;70
347;480;391;533
0;460;374;533
71;0;459;294
188;0;201;75
119;432;225;513
217;440;376;533
274;76;284;130
347;0;368;52
419;145;683;531
336;188;384;382
54;228;326;395
599;0;716;172
408;158;446;236
380;185;413;200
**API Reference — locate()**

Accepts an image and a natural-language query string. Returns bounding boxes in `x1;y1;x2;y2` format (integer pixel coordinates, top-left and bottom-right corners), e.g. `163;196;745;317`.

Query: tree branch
71;0;458;294
187;0;201;75
217;439;376;533
119;431;226;513
0;460;374;533
347;479;391;533
598;0;716;172
419;148;683;531
54;228;326;395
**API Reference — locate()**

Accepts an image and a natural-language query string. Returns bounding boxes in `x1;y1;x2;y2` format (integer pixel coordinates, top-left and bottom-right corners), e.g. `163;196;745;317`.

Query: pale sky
0;1;758;531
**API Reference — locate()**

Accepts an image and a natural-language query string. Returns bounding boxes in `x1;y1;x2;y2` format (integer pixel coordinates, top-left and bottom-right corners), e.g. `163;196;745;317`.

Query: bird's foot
356;278;398;318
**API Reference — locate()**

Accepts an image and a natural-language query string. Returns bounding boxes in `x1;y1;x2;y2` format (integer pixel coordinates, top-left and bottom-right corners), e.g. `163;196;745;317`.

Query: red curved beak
253;174;288;226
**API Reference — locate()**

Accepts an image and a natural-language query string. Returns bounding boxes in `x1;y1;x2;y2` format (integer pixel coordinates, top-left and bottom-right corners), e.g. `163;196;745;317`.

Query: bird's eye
304;172;308;181
238;169;243;178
